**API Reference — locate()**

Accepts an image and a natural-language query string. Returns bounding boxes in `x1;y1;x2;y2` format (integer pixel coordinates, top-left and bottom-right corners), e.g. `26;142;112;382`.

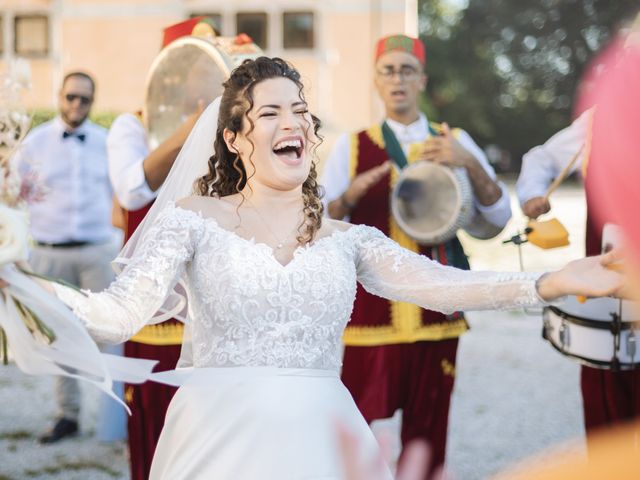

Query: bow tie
62;131;86;142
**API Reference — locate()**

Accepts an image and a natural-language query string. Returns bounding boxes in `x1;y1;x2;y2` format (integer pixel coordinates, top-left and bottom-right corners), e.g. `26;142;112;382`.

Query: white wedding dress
55;202;544;479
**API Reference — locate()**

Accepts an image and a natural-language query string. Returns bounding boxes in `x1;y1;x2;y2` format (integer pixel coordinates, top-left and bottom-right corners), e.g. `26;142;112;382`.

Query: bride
43;57;621;479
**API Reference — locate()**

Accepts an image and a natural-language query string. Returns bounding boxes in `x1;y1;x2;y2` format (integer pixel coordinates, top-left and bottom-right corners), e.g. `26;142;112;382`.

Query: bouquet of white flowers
0;60;54;364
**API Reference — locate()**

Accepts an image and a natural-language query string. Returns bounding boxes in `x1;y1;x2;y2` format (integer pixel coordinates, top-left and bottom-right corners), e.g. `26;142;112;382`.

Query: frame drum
144;36;262;149
391;161;474;245
543;296;640;370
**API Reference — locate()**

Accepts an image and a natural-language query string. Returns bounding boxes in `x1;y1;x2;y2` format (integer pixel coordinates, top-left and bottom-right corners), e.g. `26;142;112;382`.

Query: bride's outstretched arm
353;226;624;313
53;206;202;344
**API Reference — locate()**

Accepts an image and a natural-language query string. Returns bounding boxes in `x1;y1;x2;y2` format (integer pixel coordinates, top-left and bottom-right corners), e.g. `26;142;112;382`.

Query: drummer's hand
343;161;392;207
522;197;551;219
537;249;627;301
419;123;475;169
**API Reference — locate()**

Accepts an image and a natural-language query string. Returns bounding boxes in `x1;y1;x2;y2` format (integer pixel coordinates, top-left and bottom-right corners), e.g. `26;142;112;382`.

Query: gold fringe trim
343;318;469;346
130;323;184;346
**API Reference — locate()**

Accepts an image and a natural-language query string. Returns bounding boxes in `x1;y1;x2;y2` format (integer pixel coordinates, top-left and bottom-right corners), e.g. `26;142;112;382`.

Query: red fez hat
162;17;205;48
375;34;426;65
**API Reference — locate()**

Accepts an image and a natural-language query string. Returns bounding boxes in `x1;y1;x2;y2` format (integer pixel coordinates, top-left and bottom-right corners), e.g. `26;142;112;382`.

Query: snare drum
543;296;640;370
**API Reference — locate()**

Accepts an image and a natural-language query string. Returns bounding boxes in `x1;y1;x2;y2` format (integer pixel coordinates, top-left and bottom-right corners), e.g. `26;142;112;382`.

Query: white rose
0;204;29;266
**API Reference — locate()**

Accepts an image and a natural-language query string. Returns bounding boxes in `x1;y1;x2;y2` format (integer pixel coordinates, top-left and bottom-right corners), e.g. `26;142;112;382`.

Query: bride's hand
536;249;628;301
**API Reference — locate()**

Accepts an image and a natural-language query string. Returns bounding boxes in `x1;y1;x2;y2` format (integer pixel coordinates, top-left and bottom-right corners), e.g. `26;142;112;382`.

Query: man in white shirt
516;109;591;219
15;71;119;443
321;34;512;476
107;108;200;211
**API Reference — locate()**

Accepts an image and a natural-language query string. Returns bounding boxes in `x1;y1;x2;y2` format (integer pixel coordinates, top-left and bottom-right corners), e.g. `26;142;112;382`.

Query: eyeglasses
376;66;420;82
65;93;92;105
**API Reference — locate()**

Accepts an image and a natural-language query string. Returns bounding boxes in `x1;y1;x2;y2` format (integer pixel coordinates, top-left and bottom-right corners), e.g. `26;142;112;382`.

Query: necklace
246;199;302;250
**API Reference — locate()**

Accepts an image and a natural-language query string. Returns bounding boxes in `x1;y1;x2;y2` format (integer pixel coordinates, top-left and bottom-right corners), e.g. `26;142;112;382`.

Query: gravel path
0;183;589;479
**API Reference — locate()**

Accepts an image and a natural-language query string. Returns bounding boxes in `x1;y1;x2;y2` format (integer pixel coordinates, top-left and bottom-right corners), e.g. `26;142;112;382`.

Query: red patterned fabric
342;340;458;477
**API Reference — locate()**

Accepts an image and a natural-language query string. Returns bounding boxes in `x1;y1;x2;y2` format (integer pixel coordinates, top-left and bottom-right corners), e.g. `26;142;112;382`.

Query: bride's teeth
274;139;302;151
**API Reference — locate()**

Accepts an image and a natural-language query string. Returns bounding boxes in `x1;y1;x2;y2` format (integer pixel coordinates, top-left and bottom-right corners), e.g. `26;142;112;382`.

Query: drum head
391;161;470;245
145;36;262;150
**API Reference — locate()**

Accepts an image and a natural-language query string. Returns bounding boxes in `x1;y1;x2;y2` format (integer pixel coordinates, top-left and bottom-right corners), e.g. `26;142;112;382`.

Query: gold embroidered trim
441;359;456;377
343;318;468;346
130;323;184;346
349;133;359;180
365;124;385;149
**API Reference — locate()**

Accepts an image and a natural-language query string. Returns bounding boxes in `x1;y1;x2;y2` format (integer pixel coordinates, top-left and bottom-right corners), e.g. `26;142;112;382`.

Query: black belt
35;241;91;248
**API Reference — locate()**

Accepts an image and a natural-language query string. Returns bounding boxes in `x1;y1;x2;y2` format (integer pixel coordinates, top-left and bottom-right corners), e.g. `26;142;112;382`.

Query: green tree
419;0;638;170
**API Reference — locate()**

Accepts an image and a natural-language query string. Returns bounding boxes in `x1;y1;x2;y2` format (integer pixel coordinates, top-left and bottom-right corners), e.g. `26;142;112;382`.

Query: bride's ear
223;128;239;154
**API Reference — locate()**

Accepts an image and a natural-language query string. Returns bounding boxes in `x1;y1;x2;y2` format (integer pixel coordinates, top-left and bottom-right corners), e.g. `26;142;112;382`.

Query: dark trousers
342;339;459;478
581;365;640;432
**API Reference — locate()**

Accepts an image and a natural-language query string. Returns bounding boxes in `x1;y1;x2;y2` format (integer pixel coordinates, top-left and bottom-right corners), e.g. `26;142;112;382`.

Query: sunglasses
65;93;92;105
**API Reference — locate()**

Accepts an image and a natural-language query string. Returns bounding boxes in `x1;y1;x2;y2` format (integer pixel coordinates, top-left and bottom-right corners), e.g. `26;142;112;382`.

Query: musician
516;107;640;435
106;17;205;480
321;34;511;475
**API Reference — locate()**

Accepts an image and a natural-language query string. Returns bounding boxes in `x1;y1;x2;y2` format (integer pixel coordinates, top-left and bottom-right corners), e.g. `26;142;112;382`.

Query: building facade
1;0;417;140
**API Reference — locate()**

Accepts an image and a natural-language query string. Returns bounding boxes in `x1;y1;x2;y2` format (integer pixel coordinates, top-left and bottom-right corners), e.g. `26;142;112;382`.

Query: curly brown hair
195;57;324;245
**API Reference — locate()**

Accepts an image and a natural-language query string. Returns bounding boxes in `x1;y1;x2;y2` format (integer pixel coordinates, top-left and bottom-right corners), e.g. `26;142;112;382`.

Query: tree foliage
419;0;638;170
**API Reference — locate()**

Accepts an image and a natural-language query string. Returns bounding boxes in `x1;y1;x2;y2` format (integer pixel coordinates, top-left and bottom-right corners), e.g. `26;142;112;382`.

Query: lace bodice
56;203;544;371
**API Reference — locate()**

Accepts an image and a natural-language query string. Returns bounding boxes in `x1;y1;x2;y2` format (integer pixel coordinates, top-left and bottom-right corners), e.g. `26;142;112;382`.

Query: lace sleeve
54;205;203;344
353;226;546;313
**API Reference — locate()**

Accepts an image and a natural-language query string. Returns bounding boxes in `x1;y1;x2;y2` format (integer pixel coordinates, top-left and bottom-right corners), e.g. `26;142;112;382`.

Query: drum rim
143;36;233;146
542;326;639;370
546;305;639;330
390;161;465;244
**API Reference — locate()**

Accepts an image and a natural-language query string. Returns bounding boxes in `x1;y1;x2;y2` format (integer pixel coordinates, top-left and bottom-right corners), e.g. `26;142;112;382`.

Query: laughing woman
45;57;623;479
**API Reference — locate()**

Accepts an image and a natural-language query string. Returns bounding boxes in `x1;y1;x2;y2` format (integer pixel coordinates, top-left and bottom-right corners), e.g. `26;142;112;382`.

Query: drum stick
543;143;585;201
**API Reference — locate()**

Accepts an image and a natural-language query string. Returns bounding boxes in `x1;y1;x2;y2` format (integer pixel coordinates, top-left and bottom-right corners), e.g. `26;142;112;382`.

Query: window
188;13;223;35
283;12;314;49
236;12;268;49
14;15;49;56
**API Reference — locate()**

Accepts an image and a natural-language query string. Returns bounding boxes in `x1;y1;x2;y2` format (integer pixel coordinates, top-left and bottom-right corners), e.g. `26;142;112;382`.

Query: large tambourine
391;161;474;245
145;34;262;150
391;161;504;245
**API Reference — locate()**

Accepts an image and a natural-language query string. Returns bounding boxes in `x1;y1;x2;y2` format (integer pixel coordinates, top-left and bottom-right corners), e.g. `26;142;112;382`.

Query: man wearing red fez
322;34;512;475
107;18;206;480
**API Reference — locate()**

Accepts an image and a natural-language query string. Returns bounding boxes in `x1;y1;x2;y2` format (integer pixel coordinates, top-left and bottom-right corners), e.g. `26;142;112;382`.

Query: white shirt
107;113;156;211
14;117;114;243
321;113;512;227
516;108;592;206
